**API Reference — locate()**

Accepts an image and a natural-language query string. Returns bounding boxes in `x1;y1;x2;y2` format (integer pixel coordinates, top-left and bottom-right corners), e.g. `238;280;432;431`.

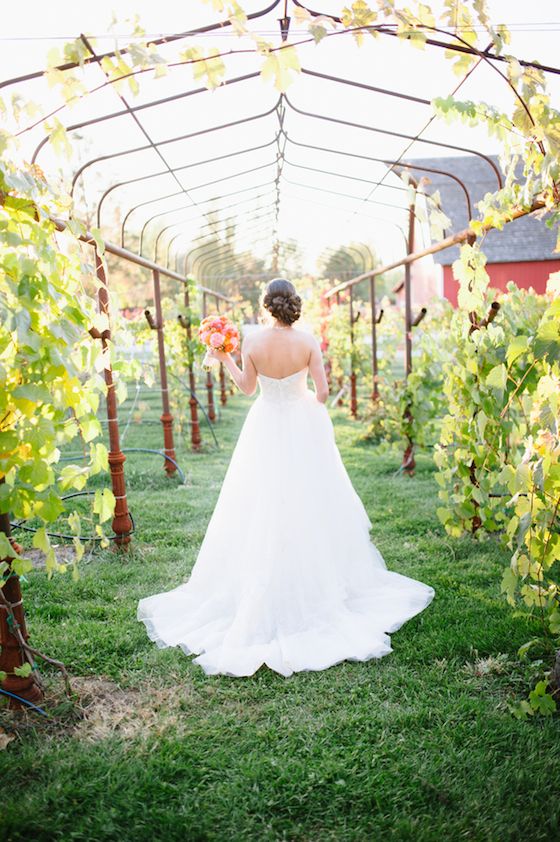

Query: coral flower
210;332;225;348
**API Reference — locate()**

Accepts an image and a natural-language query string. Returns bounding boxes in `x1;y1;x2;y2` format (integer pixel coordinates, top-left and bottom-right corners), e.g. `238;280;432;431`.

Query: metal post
335;291;344;406
402;188;417;476
322;293;332;390
215;295;228;406
202;292;217;422
349;285;358;418
0;497;43;708
370;276;380;402
152;269;177;475
183;283;202;451
95;249;133;545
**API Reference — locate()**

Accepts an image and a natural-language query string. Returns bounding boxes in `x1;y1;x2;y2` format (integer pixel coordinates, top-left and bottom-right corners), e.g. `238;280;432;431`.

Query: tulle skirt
137;386;435;677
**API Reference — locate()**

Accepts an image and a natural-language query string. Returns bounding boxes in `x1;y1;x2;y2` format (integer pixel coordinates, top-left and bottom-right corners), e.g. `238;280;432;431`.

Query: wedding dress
137;366;435;677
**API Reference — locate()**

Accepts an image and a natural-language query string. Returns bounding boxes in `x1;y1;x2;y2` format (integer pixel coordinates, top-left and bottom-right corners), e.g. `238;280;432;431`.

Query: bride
137;279;435;677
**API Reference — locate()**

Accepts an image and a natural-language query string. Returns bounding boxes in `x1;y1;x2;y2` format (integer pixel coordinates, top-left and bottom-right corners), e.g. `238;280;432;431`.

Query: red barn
405;155;560;306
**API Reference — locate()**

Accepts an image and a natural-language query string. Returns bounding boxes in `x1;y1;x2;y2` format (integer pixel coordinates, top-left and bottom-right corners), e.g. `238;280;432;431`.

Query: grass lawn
1;385;559;842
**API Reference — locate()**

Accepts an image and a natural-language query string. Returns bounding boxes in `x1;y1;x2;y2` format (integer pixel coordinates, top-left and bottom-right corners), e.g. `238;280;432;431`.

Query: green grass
1;387;559;842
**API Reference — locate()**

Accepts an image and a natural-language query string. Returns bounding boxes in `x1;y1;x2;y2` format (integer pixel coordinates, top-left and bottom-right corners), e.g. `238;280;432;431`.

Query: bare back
243;325;329;402
246;326;312;377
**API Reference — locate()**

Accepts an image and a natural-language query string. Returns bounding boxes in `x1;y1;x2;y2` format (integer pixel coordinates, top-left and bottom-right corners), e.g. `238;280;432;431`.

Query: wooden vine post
92;247;133;546
215;296;228;407
349;285;358;418
402;185;417;476
181;281;202;451
321;291;333;391
0;496;44;708
144;269;177;476
202;292;217;422
335;291;344;406
369;275;384;403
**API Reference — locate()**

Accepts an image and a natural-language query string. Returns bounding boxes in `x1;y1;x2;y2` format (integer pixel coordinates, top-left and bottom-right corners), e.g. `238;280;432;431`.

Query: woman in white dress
137;279;435;677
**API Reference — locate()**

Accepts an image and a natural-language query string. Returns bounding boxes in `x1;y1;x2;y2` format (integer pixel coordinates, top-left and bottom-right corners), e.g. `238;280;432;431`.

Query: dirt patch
72;676;198;741
18;544;80;570
0;674;198;744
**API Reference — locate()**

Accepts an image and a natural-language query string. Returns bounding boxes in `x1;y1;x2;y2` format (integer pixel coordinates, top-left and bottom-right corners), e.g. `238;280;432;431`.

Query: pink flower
210;332;225;348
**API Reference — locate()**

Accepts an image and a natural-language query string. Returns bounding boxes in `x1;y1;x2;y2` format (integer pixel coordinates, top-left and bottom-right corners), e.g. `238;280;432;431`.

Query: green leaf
261;46;301;92
14;662;33;678
506;335;529;366
79;417;102;443
534;303;560;362
486;363;507;391
529;681;556;716
500;567;518;605
93;488;116;524
549;609;560;635
11;557;33;576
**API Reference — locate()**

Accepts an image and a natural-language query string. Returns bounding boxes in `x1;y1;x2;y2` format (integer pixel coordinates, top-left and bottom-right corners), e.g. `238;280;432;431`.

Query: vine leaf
261;47;301;92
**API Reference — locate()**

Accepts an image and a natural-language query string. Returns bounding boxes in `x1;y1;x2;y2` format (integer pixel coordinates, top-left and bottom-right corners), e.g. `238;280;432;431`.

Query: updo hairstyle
262;278;302;326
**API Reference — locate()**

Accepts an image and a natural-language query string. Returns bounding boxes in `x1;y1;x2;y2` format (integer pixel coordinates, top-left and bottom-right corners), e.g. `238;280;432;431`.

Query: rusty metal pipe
94;249;133;545
411;307;427;327
152;269;177;476
0;499;43;708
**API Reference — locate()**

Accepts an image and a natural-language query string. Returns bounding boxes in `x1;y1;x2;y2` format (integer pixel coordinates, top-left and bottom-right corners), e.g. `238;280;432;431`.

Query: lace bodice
257;366;310;404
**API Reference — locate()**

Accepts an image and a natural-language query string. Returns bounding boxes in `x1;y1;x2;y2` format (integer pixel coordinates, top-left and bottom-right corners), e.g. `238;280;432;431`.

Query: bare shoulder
295;327;321;350
240;326;261;348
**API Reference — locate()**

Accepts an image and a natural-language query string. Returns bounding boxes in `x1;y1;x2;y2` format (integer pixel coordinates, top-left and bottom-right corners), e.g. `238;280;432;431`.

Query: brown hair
262;278;302;325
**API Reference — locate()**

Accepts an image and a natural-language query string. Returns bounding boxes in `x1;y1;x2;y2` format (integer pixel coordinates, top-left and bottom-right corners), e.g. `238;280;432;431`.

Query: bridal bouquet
198;315;240;370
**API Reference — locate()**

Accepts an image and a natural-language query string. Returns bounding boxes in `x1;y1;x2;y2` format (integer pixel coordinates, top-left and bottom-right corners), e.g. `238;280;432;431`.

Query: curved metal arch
123;158;280;252
290;1;560;77
282;176;413;213
321;244;368;270
0;0;283;89
300;68;431;107
320;244;373;278
33;71;266;164
154;190;276;264
186;220;277;275
139;179;277;254
150;183;277;260
194;229;278;274
168;212;277;273
170;209;277;271
283;158;413;195
196;238;293;278
96;136;280;227
281;191;409;244
189;225;276;274
196;239;276;286
283;94;502;187
282;134;473;219
71;97;280;195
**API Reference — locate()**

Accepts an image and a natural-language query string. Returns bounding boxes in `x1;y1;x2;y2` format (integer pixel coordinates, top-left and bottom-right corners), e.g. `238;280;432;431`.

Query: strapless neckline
257;366;308;382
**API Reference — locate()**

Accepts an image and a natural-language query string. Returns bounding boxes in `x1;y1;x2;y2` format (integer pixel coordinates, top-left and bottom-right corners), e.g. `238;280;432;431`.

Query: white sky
2;0;559;276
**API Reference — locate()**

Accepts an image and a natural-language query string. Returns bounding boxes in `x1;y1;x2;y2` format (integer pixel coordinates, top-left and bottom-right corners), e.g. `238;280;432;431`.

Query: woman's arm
308;336;330;404
207;339;258;396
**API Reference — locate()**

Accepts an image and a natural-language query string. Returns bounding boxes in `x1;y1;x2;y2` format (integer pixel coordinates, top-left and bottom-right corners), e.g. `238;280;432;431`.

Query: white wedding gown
137;366;435;677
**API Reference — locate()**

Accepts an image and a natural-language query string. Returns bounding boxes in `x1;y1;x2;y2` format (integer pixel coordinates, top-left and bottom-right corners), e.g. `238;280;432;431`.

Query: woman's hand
208;347;230;363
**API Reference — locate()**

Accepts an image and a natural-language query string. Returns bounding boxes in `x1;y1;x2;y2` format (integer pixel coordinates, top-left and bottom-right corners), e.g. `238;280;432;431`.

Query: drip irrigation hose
58;449;187;482
10;490;136;542
120;380;142;443
0;687;51;717
119;449;187;484
168;372;221;448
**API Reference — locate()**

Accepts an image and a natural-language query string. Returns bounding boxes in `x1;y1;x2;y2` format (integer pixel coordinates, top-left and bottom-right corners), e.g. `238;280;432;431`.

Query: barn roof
402;154;559;266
